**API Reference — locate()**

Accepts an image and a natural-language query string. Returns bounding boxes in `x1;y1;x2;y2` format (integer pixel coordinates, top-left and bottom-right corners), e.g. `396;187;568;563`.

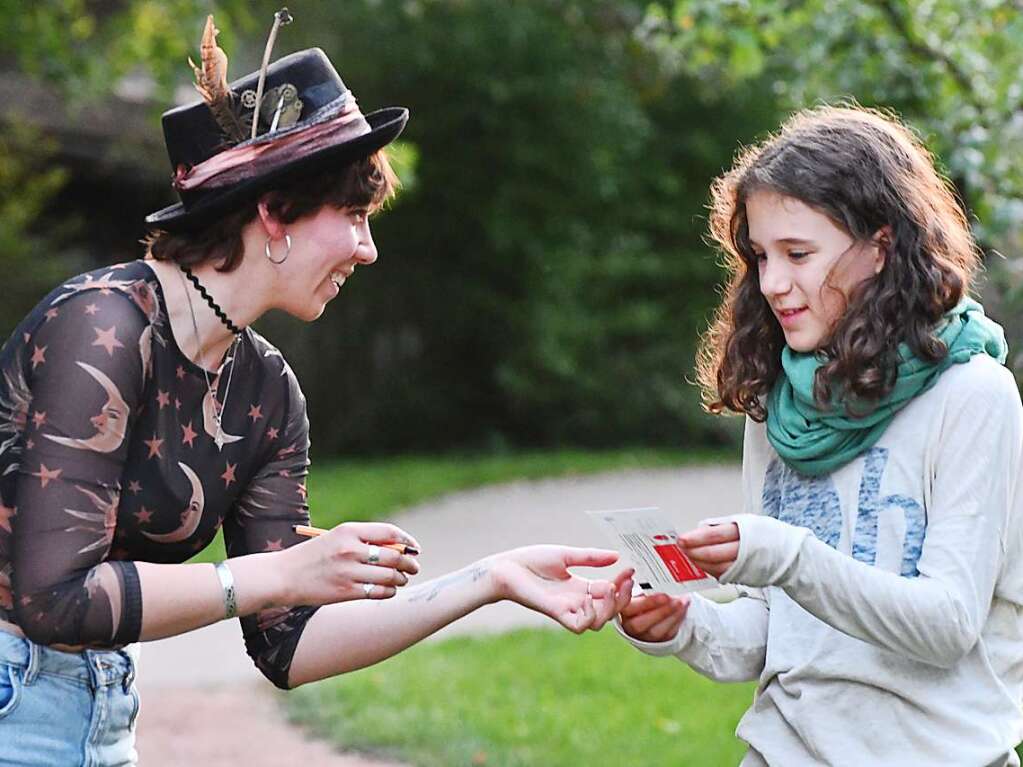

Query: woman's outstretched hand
619;592;690;643
278;521;422;606
489;545;634;634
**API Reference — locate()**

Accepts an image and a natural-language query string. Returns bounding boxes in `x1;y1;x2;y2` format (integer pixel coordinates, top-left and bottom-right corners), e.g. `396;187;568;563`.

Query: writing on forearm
405;564;488;603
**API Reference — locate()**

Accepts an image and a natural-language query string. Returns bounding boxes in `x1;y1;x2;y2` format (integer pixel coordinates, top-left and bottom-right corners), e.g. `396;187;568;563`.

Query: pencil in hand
292;524;420;556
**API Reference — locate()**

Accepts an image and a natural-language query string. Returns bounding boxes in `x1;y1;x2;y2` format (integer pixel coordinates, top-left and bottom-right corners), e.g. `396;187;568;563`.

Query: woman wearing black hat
0;14;633;764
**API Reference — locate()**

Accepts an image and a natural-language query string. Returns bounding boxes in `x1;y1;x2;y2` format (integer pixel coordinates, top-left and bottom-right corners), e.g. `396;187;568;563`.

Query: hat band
172;97;371;192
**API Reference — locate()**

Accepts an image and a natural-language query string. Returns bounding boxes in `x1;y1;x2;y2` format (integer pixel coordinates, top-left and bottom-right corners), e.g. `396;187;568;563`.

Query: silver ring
367;544;381;564
362;583;374;598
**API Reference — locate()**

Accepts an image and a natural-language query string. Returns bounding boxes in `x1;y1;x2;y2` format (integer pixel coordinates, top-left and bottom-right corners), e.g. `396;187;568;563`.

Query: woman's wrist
225;550;294;615
477;553;513;605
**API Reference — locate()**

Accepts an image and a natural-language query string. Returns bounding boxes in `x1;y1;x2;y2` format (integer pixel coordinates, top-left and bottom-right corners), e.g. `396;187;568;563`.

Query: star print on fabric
144;435;164;459
248;404;263;422
44;308;59;321
0;503;15;533
134;507;153;524
221;462;237;488
181;421;198;447
266;426;280;440
32;463;62;488
175;398;182;410
30;345;46;370
296;483;307;500
176;365;186;380
157;390;171;409
31;411;46;429
128;480;142;494
92;326;125;356
25;439;34;450
263;539;283;551
84;303;99;316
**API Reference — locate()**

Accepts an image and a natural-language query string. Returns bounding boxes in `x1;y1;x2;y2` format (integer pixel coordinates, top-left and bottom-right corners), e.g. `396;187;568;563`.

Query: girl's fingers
625;600;682;635
619;593;670;619
646;605;687;642
679;522;739;548
685;541;740;564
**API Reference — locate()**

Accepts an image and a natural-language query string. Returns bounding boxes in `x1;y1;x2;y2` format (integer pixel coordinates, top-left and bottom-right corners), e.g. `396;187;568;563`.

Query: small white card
586;507;718;594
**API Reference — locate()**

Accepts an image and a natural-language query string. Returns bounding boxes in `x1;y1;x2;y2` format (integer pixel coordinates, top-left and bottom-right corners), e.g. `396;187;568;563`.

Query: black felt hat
145;46;408;232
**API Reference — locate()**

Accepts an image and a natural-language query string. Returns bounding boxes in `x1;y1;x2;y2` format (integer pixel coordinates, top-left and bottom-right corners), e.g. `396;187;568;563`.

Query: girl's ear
871;225;892;275
256;194;287;240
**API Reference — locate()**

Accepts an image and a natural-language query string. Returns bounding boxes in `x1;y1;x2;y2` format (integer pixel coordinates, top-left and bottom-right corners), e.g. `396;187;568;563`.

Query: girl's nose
758;256;791;297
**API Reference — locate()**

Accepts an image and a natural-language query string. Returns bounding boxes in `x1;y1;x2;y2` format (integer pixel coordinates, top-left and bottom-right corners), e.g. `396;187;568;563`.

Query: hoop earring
265;233;292;265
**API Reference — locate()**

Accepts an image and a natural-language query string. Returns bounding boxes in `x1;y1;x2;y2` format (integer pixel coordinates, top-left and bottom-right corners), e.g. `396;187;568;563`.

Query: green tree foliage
262;0;777;449
641;0;1023;371
0;121;79;338
0;0;778;451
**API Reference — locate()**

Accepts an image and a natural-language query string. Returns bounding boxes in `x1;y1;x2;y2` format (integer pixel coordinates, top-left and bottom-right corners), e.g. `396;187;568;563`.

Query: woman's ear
256;195;287;240
871;225;892;275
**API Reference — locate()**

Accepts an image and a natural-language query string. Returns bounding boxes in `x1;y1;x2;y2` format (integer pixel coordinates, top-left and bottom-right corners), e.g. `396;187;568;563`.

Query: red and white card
586;507;718;594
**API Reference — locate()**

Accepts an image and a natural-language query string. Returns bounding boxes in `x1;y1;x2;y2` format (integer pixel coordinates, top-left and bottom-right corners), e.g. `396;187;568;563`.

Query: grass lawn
285;628;755;767
191;447;736;564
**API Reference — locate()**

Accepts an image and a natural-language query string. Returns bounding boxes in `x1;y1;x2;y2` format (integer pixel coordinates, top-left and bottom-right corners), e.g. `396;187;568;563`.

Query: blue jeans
0;630;140;766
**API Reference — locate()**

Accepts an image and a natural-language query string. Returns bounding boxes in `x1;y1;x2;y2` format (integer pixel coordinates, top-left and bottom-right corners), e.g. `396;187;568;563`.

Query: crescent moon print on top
44;362;130;454
0;260;316;681
142;462;206;543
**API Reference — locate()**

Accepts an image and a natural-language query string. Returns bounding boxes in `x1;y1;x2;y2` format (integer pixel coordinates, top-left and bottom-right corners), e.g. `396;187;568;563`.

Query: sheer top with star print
0;260;318;689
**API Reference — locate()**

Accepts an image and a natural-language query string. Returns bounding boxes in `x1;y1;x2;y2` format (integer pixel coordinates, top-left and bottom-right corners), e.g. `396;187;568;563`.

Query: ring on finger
362;582;374;598
585;581;592;596
367;544;381;564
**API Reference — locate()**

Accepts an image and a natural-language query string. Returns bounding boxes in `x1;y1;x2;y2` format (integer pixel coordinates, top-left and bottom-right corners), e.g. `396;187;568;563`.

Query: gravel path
135;464;742;765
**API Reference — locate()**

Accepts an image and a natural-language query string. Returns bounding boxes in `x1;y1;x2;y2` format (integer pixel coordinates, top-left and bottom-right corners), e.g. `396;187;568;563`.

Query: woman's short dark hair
696;104;981;421
145;149;398;272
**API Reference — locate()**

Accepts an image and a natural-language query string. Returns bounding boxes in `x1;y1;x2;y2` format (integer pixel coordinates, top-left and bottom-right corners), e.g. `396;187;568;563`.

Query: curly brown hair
144;150;398;272
696;105;981;421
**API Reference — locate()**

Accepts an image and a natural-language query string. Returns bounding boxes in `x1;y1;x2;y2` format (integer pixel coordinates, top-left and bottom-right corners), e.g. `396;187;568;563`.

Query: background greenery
3;1;1019;456
287;628;756;766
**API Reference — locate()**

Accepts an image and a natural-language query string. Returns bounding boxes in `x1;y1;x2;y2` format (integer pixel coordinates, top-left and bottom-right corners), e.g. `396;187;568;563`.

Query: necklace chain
177;266;238;447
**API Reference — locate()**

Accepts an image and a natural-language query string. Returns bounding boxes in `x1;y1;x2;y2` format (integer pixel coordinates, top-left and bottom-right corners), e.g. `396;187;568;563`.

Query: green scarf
766;298;1007;476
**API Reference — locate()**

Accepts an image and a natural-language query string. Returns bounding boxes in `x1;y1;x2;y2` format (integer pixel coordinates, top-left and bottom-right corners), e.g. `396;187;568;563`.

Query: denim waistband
0;628;139;692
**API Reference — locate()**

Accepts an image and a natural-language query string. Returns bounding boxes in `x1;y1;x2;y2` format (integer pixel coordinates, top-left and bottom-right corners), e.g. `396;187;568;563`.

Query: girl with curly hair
617;105;1023;765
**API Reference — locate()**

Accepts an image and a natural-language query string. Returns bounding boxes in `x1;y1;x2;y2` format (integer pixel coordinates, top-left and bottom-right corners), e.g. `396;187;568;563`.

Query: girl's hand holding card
619;592;691;643
678;522;741;579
